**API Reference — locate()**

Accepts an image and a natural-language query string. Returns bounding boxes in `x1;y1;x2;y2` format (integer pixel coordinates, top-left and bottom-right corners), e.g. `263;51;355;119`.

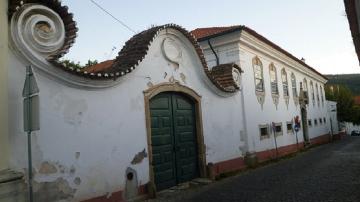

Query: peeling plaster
169;76;175;83
131;149;147;165
73;177;81;185
147;81;154;87
33;177;76;201
180;73;186;83
39;161;58;174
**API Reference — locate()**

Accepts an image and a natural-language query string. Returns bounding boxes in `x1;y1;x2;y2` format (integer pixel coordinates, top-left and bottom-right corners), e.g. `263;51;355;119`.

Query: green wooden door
150;92;199;191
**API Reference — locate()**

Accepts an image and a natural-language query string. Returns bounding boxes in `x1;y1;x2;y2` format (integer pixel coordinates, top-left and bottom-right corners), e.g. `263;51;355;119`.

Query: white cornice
239;31;327;84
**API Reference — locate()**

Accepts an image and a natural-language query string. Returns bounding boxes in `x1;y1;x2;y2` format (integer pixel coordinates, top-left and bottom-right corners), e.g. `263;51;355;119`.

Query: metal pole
27;131;33;202
26;66;34;202
295;130;299;150
330;118;334;142
272;124;279;158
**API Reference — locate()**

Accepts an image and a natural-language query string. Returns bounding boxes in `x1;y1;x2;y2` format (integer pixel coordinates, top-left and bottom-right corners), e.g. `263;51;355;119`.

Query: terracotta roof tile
191;26;242;39
191;26;328;81
83;60;114;73
211;63;242;91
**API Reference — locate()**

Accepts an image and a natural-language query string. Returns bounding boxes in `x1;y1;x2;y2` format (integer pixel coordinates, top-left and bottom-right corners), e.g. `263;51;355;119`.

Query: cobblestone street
149;137;360;202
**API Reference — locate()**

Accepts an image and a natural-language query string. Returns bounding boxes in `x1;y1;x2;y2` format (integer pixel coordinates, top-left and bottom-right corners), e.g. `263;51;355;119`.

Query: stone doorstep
0;169;23;184
156;178;213;194
0;170;26;201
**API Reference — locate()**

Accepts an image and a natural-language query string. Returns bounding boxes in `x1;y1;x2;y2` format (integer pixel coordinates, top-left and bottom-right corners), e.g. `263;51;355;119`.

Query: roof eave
344;0;360;65
196;27;244;42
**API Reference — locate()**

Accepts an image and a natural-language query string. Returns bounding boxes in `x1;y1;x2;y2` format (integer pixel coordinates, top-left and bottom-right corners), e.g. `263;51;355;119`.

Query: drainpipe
207;39;219;66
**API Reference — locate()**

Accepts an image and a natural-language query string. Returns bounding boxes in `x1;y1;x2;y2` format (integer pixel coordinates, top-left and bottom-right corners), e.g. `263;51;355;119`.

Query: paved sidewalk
147;137;360;202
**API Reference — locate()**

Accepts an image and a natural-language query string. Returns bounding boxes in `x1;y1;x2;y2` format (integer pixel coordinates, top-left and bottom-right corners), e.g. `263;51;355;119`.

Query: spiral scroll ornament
10;4;66;63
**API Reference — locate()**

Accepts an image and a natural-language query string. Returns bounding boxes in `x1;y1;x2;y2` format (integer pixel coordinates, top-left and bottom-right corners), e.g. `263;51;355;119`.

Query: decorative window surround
310;81;315;106
269;63;279;108
316;83;320;107
320;86;324;107
291;73;299;106
259;124;270;140
281;68;289;108
253;56;265;108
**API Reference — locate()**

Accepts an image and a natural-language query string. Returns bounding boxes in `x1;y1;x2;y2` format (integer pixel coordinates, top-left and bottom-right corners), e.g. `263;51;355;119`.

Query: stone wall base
82;133;335;201
0;169;25;202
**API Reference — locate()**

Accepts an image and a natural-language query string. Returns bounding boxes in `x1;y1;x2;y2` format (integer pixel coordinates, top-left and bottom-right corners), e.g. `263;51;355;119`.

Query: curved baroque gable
8;0;240;93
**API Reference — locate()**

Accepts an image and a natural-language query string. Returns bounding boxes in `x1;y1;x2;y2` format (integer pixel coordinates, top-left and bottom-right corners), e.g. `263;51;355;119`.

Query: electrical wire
89;0;136;34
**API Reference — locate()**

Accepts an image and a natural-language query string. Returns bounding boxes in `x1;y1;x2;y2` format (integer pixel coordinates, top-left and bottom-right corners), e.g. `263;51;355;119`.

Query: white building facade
192;26;331;160
1;1;338;202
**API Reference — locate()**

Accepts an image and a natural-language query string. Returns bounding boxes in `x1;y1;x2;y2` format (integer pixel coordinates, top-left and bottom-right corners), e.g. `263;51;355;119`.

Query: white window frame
281;68;289;97
310;81;315;106
269;63;279;95
291;73;297;98
259;124;270;140
253;57;264;93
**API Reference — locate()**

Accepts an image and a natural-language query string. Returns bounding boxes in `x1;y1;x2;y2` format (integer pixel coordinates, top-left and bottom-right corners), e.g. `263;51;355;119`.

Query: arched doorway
149;92;199;190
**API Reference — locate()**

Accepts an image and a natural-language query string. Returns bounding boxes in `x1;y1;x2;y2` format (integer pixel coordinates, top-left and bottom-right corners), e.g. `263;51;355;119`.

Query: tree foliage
325;85;360;124
60;59;98;69
326;74;360;95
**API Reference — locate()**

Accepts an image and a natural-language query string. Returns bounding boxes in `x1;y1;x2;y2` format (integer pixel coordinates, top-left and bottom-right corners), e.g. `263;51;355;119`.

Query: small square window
286;121;293;134
308;119;312;127
274;122;283;136
314;119;318;126
259;124;270;140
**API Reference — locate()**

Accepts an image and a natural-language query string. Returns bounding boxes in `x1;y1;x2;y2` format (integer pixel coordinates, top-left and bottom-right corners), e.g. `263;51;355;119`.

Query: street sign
23;95;39;132
22;65;39;202
22;66;40;132
22;66;39;97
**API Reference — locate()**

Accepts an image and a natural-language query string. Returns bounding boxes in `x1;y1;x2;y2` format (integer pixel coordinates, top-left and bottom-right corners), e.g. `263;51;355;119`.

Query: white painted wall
8;29;245;200
327;101;339;135
0;0;9;171
199;30;330;153
344;122;360;135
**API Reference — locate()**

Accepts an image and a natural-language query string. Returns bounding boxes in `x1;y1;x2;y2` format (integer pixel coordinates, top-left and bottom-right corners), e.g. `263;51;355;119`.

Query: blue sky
62;0;359;74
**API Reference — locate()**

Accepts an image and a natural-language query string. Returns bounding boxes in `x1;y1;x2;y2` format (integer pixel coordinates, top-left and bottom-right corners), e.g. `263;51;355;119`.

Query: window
286;121;293;134
310;81;315;106
281;69;289;97
291;73;297;97
253;57;264;92
269;64;278;94
259;124;270;140
273;122;283;136
303;78;308;92
316;83;320;107
320;86;324;106
308;119;312;127
323;117;326;123
319;118;323;124
314;119;318;126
